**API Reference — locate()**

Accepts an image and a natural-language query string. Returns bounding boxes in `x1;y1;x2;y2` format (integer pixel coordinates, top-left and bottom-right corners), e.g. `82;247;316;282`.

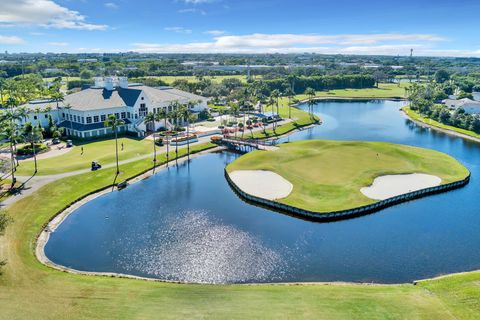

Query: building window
139;103;147;117
101;114;106;122
127;112;131;118
141;97;144;100
33;115;37;120
115;113;120;119
121;112;126;119
62;113;65;118
93;116;99;123
86;116;92;124
45;114;48;119
82;117;85;124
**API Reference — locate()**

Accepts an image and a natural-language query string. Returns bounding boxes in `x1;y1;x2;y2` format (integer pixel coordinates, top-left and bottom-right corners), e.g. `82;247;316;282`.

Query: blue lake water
45;100;480;284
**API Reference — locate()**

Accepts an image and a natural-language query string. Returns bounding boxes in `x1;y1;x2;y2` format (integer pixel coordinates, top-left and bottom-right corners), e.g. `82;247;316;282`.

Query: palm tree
1;123;18;186
144;112;157;168
305;87;316;118
167;110;177;162
22;122;43;174
231;103;240;138
63;103;74;137
272;89;281;118
180;103;193;159
284;87;295;119
50;85;64;124
1;100;27;183
104;114;124;175
155;108;169;165
171;108;182;160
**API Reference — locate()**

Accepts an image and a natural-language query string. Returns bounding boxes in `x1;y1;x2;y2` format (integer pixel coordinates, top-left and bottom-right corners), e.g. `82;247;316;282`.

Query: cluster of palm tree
140;100;201;172
0;98;42;185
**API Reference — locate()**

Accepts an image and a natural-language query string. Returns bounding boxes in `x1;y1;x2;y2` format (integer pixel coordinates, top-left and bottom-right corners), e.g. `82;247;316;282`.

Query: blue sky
1;0;480;56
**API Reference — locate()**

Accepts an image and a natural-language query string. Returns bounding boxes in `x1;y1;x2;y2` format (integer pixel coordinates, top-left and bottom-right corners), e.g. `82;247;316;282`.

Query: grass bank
1;143;479;319
403;106;480;140
15;137;156;176
226;140;469;212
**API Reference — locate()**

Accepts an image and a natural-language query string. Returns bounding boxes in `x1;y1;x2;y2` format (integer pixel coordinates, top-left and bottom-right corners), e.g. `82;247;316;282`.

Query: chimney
94;77;104;88
119;77;129;89
104;77;114;91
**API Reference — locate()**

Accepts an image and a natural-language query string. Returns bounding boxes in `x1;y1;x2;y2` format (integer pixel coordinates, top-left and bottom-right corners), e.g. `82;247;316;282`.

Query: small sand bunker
361;173;442;200
229;170;293;200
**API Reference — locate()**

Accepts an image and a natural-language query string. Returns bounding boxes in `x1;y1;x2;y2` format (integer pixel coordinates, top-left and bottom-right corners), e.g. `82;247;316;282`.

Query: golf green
226;140;470;213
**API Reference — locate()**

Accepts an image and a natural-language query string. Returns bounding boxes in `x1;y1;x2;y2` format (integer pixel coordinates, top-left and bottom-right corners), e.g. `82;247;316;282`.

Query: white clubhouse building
20;77;207;138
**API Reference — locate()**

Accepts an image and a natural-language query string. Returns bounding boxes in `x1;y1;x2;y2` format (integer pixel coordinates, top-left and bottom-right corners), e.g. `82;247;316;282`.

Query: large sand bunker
361;173;442;200
228;170;293;200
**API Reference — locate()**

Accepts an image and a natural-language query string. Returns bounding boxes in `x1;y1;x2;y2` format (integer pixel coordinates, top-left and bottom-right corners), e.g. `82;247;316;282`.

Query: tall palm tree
104;114;124;175
284;87;295;119
63;103;74;137
271;89;281;129
50;85;64;124
305;87;316;118
180;103;192;159
144;112;157;168
171;108;181;161
22;122;43;174
167;110;177;163
155;108;169;165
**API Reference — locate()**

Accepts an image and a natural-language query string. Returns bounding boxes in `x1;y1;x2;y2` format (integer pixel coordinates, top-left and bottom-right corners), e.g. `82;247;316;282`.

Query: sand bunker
229;170;293;200
361;173;442;200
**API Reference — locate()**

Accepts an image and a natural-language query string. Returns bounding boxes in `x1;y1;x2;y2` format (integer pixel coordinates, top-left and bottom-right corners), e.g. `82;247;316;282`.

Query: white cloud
205;30;226;36
130;32;451;55
179;0;217;3
104;2;119;9
0;35;24;44
178;8;207;15
131;41;480;57
48;41;68;46
164;26;192;34
211;33;445;48
0;0;108;30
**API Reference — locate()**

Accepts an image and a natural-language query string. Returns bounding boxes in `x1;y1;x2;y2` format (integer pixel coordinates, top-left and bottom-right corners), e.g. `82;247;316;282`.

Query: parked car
66;140;73;148
52;138;60;145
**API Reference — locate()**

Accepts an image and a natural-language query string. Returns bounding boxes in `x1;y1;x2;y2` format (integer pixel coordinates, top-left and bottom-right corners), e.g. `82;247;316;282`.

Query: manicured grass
226;140;469;212
0;178;19;202
292;83;409;101
1;142;479;319
403;107;480;140
15;137;153;176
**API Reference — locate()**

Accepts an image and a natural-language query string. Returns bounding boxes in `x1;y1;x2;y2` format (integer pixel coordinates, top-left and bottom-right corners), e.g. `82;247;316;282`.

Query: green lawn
15;137;153;176
292;83;409;101
1;140;479;319
226;140;469;212
403;107;480;140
